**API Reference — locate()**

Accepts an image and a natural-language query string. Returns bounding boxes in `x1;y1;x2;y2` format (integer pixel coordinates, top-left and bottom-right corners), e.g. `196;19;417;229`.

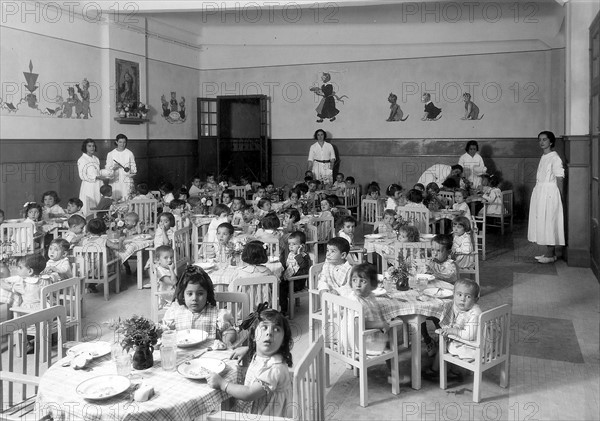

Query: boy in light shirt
317;237;353;298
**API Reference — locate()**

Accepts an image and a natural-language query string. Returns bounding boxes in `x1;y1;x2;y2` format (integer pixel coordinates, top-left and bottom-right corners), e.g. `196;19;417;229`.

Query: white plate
372;287;388;297
420;234;435;240
139;234;153;240
422;287;453;299
76;375;130;400
68;341;111;359
178;357;226;379
364;234;384;239
177;329;208;348
195;262;216;270
416;274;435;282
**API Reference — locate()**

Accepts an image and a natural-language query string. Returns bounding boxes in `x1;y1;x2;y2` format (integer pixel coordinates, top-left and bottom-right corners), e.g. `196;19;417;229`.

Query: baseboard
565;247;591;267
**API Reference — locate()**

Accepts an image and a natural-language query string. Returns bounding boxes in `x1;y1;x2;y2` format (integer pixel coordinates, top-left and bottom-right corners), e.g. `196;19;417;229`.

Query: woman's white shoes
538;256;557;264
534;255;546;260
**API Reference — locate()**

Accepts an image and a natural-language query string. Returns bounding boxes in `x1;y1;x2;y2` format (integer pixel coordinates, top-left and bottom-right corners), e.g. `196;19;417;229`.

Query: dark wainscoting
0;139;199;218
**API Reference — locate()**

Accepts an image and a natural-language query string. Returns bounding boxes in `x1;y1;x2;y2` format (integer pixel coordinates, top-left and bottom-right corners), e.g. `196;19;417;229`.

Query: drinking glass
115;354;132;376
160;330;178;371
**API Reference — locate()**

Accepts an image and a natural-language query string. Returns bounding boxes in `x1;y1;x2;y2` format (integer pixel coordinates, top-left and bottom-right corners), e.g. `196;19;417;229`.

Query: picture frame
115;58;139;107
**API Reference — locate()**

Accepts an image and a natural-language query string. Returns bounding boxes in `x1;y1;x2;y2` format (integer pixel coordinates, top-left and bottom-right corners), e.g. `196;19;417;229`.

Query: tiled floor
29;222;600;420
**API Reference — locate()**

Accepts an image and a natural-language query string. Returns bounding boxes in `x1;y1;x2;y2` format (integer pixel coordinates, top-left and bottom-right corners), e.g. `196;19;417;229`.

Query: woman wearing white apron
77;138;102;214
527;131;565;263
105;133;137;201
307;129;335;185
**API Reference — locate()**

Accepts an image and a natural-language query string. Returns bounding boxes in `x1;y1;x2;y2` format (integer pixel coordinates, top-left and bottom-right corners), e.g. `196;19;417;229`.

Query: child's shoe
87;284;98;293
421;368;439;381
425;338;437;357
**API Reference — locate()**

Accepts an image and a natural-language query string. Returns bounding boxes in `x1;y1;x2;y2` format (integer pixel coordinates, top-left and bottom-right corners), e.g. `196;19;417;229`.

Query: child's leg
279;280;289;315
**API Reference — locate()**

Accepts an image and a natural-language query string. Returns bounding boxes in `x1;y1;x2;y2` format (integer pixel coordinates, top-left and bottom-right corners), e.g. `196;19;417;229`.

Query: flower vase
395;274;410;291
132;344;154;370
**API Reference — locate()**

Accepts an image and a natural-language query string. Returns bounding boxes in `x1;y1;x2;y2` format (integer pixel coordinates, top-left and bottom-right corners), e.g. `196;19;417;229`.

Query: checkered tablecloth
118;236;154;262
204;261;284;287
375;287;454;322
36;347;241;421
363;237;396;254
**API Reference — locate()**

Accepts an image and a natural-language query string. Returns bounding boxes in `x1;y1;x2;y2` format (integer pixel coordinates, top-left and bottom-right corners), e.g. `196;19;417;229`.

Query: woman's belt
314;159;331;163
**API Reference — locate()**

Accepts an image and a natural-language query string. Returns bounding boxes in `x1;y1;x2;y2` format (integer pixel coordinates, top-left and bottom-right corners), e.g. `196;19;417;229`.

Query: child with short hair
451;216;474;269
375;209;397;237
240;175;252;193
305;181;320;209
221;189;235;208
154;212;176;247
404;189;427;209
122;212;141;236
206;307;293;418
242;205;258;230
205;204;231;244
162;266;232;341
281;189;302;212
211;222;235;266
64;214;86;246
65;198;85;218
169;199;190;229
345;176;355;186
366;182;381;200
452;189;472;219
255;198;272;219
252;186;267;203
203;173;218;193
154;245;176;309
282;208;301;233
82;218;121;294
427;234;459;283
333;173;346;192
319;198;335;218
338;215;357;247
254;212;282;244
42;238;72;281
41;191;65;219
264;181;278;201
279;231;312;314
397;225;420;243
317;237;353;297
159;182;175;207
189;176;202;197
132;182;155;200
0;254;48;309
385;184;405;210
231;197;246;226
424;279;482;379
96;185;114;211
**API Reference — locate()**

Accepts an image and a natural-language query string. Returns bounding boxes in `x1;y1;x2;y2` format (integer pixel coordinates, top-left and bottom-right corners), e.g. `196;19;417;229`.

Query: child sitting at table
366;182;381;200
0;254;48;310
162;265;232;341
338;215;357;247
82;218;122;293
279;231;312;315
154;212;176;247
282;209;301;234
424;182;444;211
375;209;397;237
404;189;427;209
159;182;175;207
385;184;405;210
122;212;141;236
397;225;420;243
65;198;85;219
319;198;335;218
281;189;302;212
317;237;353;298
169;199;190;229
252;185;267;202
452;189;472;219
95;185;114;211
206;204;231;244
207;222;235;266
424;278;482;380
479;174;502;216
221;189;235;208
231;197;246;226
255;198;272;219
42;238;72;281
264;181;278;201
332;173;346;192
131;182;155;200
189;176;202;197
203;172;218;193
153;245;176;309
242;205;258;228
41;191;65;219
254;212;282;245
206;306;293;418
64;214;86;246
427;234;459;283
451;216;474;269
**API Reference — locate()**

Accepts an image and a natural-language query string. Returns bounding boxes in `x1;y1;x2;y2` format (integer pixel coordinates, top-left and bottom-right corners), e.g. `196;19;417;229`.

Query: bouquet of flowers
116;101;148;119
387;254;411;291
114;315;163;352
104;206;126;236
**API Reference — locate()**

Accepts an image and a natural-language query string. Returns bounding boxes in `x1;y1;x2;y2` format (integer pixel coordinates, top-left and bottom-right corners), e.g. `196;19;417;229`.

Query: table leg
403;314;424;390
137;250;144;289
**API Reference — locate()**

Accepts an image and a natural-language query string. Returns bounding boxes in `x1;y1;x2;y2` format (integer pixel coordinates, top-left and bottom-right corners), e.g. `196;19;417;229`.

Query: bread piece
134;384;155;402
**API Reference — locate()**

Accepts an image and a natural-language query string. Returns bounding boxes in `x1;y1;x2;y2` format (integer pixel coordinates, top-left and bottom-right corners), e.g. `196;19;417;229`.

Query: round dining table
35;344;241;421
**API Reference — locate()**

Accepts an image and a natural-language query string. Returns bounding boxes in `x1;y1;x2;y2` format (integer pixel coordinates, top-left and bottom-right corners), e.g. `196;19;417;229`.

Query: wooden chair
438;190;455;207
72;244;120;301
380;241;432;272
261;238;281;263
172;225;193;275
86;197;110;220
283;252;316;320
396;205;431;234
304;224;320;262
148;258;175;323
215;291;250;326
0;305;66;420
230;185;247;199
438;304;511;402
341;184;360;218
308;263;324;341
486;190;513;235
472;209;486;261
208;335;327;421
0;221;43;256
309;216;335;258
231;275;279;311
322;293;402;407
128;198;158;232
360;198;381;231
457;228;480;284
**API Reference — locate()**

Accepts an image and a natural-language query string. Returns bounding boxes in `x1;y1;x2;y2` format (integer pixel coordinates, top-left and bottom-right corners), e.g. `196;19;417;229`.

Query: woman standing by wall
77;138;102;214
105;133;137;201
528;131;565;263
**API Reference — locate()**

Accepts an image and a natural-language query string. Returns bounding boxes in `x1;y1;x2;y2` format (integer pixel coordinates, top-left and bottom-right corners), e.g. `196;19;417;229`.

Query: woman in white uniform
77;138;102;214
307;129;335;184
527;131;565;263
458;140;487;189
105;133;137;201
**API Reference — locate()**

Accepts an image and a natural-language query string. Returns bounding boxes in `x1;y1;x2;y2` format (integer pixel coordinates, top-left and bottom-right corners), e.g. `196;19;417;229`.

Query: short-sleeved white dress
527;151;565;246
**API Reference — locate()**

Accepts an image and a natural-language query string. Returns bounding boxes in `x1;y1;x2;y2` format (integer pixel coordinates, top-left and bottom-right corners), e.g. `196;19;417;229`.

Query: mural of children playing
461;93;484;120
386;92;409;121
421;92;442;121
310;72;348;123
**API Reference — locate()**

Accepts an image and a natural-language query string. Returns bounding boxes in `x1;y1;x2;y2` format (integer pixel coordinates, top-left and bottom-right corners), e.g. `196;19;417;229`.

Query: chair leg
500;215;505;235
473;370;483;402
325;354;331;387
104;281;109;301
288;284;294;320
391;328;400;396
499;360;509;388
359;365;368;407
439;342;447;390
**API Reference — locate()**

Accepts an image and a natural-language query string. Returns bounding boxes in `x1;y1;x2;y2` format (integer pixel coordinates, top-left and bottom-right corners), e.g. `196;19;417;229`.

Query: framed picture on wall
115;58;139;106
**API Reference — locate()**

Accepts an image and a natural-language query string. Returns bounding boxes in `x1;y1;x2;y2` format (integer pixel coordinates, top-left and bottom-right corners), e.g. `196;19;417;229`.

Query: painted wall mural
160;92;186;123
386;93;409;121
309;72;348;123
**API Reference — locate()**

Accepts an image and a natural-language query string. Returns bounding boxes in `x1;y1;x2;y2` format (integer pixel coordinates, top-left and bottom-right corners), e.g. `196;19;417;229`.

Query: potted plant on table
388;254;411;291
116;315;163;370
